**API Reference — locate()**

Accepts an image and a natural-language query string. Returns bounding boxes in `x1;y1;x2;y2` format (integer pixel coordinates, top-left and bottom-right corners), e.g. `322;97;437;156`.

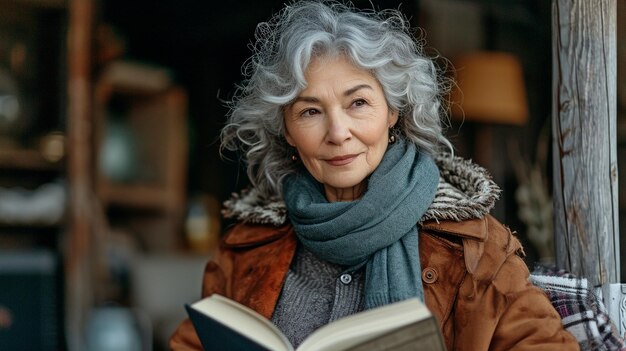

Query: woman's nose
325;109;352;145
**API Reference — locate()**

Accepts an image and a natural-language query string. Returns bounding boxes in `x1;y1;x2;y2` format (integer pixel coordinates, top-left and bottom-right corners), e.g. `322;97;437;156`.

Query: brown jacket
170;214;578;351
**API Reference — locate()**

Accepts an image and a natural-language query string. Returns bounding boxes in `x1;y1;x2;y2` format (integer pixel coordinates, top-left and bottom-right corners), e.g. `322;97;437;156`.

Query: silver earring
291;154;298;161
389;126;399;144
388;128;397;143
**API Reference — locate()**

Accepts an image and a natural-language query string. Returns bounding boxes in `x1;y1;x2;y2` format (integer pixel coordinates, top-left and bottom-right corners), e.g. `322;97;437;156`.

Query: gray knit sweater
271;243;365;348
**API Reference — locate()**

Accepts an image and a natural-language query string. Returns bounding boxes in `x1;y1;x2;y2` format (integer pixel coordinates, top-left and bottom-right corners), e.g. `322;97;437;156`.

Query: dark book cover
185;304;272;351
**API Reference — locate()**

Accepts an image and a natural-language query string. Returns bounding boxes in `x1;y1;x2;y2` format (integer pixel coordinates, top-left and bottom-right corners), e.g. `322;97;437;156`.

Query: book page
192;295;293;351
297;298;432;351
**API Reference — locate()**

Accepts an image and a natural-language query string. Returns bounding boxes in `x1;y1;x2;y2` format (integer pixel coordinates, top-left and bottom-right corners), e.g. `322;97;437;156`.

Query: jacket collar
222;153;499;243
421;216;488;241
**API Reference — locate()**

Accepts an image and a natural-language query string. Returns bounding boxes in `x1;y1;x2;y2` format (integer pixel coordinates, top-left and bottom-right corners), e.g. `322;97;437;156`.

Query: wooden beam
552;0;619;286
66;0;94;349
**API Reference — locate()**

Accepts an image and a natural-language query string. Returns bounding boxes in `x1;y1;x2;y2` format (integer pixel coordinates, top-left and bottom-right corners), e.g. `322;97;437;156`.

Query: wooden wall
552;0;619;285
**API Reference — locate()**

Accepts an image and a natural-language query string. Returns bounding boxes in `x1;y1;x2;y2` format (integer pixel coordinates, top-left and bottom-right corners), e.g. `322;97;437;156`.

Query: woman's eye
301;108;319;117
352;99;367;107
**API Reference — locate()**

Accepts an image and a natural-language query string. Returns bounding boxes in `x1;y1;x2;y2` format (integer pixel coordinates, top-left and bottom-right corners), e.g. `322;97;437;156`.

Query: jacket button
340;273;352;285
422;268;438;284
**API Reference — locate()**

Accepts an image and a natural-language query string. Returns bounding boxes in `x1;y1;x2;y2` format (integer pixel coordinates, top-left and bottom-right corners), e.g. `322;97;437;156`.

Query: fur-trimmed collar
222;154;501;226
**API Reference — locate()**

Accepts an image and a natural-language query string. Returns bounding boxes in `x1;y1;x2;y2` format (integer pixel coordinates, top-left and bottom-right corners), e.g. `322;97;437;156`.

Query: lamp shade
451;52;528;125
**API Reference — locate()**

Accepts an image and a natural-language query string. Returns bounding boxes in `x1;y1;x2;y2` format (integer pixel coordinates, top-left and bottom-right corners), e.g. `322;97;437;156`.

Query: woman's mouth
326;154;359;166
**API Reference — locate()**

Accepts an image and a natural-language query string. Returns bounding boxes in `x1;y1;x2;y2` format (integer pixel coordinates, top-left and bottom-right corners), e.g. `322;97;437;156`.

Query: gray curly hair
221;1;452;198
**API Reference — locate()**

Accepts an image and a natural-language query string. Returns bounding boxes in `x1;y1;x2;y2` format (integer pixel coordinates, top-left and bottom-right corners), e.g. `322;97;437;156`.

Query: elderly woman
171;1;578;350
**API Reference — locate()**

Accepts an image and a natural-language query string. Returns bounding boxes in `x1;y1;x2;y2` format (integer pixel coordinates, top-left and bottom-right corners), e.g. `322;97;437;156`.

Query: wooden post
66;0;94;349
552;0;619;287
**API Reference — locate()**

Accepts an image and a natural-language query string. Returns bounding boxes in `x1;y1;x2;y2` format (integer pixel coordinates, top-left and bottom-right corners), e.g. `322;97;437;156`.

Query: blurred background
0;0;624;350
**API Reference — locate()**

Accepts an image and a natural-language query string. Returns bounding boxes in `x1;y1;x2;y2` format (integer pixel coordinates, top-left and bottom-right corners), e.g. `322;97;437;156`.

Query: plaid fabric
531;266;626;351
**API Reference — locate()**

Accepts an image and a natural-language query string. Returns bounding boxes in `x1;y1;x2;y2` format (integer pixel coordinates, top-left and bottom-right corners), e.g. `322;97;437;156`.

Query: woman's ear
284;129;296;147
389;109;399;128
283;111;296;146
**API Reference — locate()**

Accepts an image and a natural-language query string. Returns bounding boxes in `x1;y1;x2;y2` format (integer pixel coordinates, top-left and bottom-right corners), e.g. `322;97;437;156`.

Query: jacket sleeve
169;260;228;351
488;253;580;351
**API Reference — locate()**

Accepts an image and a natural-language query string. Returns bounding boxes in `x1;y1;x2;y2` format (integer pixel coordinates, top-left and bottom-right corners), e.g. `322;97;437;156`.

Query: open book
185;294;445;351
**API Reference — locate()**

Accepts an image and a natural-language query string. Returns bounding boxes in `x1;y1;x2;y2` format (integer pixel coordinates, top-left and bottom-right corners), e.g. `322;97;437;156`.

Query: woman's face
284;55;398;202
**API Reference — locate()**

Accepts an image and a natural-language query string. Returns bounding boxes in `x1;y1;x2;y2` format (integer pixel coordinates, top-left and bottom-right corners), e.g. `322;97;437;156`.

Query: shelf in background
0;0;67;9
0;148;63;172
0;221;62;230
98;181;176;212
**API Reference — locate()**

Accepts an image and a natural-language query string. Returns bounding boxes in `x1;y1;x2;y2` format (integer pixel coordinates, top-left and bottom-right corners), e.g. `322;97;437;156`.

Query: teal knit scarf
283;139;439;309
